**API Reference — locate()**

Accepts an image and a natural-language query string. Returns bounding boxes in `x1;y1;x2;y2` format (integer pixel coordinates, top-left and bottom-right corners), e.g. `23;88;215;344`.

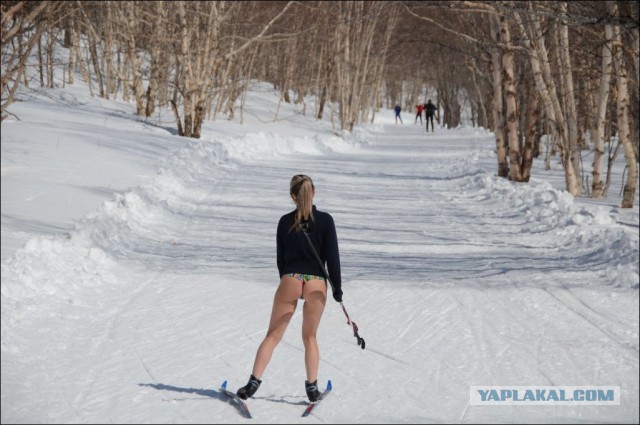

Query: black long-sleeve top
276;205;341;290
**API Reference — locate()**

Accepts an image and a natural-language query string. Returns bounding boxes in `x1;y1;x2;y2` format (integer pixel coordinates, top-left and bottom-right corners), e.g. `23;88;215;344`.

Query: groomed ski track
2;117;638;424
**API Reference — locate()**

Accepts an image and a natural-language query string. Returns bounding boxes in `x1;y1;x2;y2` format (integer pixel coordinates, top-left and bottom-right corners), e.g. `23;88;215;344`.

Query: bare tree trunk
490;14;508;177
358;19;379;123
176;1;193;136
104;2;114;99
77;3;106;97
122;2;145;115
239;45;258;125
169;54;183;136
118;51;128;102
629;20;639;169
591;6;614;198
467;58;488;129
601;134;619;197
336;1;352;130
371;7;398;123
170;99;184;136
349;3;380;129
47;30;57;88
274;46;291;122
533;15;579;196
214;54;235;121
74;29;91;94
145;2;168;117
514;11;580;196
67;17;75;85
558;3;581;193
612;8;638;208
38;32;45;87
317;65;331;120
522;79;539;182
316;35;330;120
501;15;522;181
88;33;104;97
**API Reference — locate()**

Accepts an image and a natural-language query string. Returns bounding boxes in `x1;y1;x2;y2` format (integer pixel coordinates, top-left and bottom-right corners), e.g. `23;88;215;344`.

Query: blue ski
302;380;332;417
220;380;252;419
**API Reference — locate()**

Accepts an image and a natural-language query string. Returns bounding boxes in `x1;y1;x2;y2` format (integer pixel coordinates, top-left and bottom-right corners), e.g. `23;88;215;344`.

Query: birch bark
591;4;614;198
489;14;508;178
612;5;638;208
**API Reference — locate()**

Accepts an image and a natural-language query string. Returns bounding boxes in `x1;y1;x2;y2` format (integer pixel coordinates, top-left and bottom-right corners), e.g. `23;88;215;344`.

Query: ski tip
327;380;332;390
221;380;228;390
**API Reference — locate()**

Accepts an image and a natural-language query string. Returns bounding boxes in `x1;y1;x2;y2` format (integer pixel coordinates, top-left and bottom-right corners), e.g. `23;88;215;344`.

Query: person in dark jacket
424;99;437;132
236;175;342;403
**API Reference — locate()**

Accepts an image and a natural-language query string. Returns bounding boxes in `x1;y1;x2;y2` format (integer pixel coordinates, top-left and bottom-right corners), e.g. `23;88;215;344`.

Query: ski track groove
137;351;157;383
543;287;638;354
70;270;161;413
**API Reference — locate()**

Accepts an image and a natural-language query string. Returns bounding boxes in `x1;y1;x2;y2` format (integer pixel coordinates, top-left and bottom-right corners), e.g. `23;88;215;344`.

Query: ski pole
301;224;366;350
340;302;365;349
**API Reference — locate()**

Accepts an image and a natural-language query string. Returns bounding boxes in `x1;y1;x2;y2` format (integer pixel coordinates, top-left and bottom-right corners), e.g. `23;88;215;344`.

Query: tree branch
223;1;295;61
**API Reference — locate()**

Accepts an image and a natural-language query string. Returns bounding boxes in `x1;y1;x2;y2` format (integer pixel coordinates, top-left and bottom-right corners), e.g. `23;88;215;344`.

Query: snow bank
214;130;363;161
462;172;639;289
0;230;121;347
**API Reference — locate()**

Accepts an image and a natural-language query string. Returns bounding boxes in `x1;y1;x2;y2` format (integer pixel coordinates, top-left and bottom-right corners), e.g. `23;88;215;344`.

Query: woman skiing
236;174;342;403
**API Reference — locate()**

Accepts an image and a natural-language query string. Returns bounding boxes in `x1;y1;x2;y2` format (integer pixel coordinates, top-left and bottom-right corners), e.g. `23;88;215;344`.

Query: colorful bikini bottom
287;273;326;282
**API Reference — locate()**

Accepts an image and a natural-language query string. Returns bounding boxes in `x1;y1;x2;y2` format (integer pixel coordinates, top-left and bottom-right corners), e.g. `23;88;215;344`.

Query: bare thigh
265;276;303;340
302;279;327;337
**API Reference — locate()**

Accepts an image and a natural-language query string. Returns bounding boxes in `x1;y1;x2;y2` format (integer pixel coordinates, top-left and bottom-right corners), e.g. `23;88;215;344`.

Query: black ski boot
236;375;262;400
305;380;321;402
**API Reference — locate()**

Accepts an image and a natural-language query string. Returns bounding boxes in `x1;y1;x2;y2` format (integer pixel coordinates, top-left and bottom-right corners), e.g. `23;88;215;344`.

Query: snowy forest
2;1;639;205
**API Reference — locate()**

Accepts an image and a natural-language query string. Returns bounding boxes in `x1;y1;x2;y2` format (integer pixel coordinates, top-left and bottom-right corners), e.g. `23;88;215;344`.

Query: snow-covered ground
1;79;638;424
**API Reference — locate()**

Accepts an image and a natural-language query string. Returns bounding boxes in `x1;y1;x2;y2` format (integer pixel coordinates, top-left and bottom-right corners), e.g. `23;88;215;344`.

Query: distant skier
424;99;437;132
236;175;343;404
415;103;424;124
394;104;403;124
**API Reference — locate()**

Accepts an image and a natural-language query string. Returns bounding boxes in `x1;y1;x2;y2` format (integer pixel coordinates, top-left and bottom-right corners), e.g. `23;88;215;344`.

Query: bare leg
251;276;302;379
301;279;327;382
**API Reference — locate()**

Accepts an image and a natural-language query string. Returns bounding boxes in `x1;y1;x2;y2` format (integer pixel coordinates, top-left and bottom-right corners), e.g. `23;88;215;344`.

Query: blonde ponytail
290;175;315;231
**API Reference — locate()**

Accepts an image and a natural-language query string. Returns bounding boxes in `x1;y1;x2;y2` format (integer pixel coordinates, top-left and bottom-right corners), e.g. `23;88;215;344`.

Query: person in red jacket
415;103;424;124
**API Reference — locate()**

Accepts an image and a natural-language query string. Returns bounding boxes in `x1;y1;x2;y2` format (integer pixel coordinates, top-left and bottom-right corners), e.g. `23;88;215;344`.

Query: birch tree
611;2;638;208
513;9;580;196
500;14;522;182
168;1;294;138
591;3;614;198
489;14;509;178
557;3;581;189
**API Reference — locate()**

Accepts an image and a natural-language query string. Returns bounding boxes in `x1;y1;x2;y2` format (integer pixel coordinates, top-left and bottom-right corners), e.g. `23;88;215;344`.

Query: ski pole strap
300;225;365;350
300;225;335;293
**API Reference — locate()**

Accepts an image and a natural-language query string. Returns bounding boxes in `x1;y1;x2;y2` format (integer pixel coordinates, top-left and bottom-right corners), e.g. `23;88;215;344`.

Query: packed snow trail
2;120;638;423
